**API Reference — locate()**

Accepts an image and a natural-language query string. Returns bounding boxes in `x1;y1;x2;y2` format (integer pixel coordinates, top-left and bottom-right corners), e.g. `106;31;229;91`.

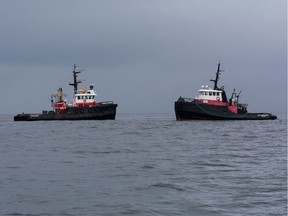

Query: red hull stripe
196;99;229;106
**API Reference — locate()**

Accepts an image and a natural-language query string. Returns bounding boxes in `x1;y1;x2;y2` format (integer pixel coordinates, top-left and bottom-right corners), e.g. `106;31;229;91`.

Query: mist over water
0;114;287;216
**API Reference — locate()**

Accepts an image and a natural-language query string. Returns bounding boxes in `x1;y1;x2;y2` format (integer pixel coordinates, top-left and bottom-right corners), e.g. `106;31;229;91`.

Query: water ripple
1;114;286;216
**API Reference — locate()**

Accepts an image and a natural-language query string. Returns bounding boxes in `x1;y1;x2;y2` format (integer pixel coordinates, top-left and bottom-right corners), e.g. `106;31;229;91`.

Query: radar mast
69;64;82;94
210;62;224;90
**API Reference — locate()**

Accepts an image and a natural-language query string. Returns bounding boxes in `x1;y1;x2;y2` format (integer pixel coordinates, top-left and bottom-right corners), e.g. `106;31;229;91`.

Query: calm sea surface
0;114;287;216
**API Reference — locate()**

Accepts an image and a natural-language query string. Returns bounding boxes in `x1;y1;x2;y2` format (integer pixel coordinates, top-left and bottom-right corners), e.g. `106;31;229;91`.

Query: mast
69;64;82;94
210;62;223;90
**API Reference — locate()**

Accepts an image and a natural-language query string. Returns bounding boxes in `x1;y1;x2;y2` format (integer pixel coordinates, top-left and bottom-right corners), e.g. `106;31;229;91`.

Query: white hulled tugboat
14;65;117;121
175;62;277;120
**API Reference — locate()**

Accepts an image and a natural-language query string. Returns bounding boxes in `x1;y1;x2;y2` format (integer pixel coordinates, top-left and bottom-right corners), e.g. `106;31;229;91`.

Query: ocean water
0;114;287;216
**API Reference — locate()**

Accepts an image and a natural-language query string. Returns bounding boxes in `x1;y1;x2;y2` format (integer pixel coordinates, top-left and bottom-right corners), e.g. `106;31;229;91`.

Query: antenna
210;62;224;90
69;64;83;94
236;90;242;102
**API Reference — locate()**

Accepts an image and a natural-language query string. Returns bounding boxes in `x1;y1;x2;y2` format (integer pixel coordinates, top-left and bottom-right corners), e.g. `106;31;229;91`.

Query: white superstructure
195;85;223;102
73;84;97;107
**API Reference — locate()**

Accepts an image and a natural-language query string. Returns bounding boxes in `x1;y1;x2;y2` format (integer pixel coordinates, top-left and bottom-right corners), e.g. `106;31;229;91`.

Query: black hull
14;104;117;121
175;100;277;121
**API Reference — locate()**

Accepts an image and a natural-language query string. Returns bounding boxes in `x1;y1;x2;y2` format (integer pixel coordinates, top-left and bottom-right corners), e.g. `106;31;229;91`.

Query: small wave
73;150;121;155
5;214;53;216
243;135;259;139
141;164;155;169
5;214;24;216
5;166;20;169
150;182;186;192
222;133;231;137
195;161;236;168
59;161;74;164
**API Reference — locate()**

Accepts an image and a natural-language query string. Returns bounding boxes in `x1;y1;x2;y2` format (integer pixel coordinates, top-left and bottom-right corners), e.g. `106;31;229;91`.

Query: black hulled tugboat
14;65;117;121
175;63;277;120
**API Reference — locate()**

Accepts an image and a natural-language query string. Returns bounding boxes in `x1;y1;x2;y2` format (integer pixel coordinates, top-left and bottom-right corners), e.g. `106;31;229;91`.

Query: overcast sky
0;0;286;115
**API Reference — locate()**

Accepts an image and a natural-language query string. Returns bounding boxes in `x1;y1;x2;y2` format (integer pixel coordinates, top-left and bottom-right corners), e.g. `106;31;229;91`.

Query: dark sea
0;114;287;216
